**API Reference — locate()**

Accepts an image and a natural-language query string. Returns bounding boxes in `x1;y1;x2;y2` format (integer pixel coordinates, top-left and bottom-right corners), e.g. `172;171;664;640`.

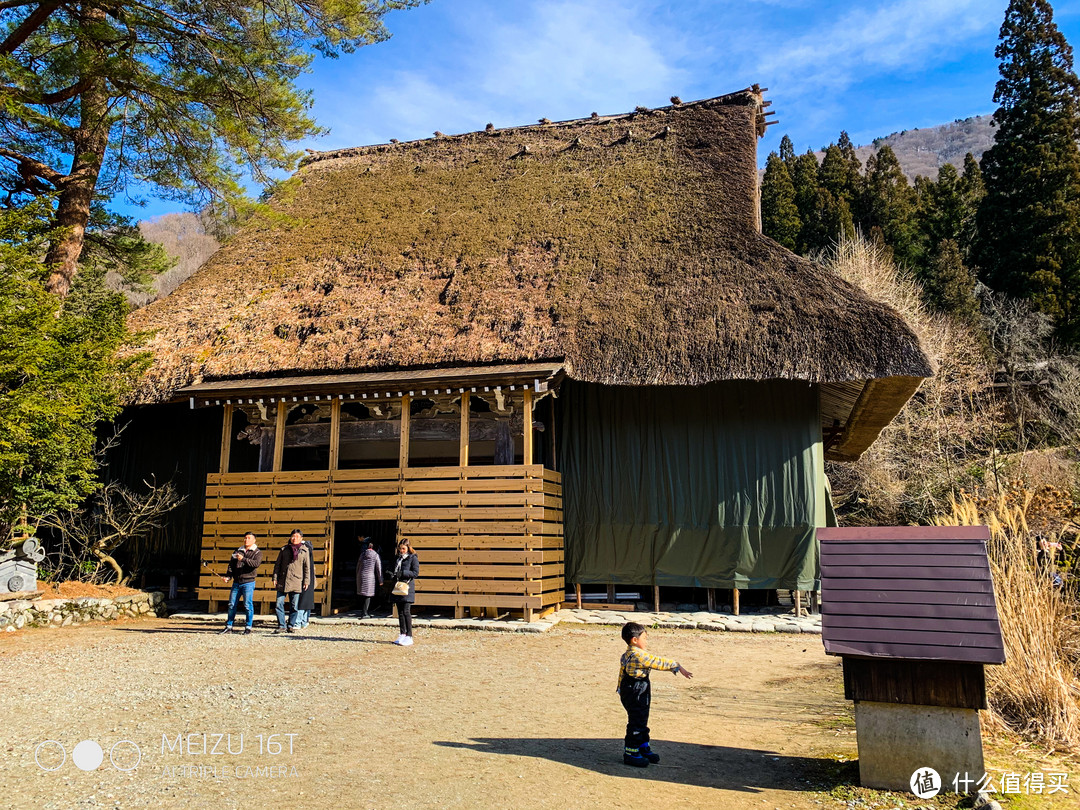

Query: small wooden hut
123;87;932;619
819;526;1006;792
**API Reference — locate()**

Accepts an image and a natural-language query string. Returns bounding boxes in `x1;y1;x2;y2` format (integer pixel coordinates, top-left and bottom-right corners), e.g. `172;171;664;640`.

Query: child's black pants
620;675;651;749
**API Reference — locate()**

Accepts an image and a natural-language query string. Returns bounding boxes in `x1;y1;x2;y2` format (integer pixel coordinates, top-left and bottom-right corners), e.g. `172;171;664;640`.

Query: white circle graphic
72;740;104;771
34;741;66;771
110;740;141;771
910;767;941;798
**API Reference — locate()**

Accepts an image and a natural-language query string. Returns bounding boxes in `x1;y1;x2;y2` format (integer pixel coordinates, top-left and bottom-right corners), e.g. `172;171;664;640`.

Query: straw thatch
130;89;931;404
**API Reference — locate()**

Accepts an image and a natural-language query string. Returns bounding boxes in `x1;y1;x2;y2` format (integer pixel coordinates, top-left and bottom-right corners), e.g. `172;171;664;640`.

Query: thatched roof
130;88;931;458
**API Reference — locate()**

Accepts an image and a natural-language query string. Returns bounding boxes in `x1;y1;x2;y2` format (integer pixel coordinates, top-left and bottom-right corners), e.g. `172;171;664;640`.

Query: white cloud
754;0;1000;93
305;0;689;150
475;0;686;119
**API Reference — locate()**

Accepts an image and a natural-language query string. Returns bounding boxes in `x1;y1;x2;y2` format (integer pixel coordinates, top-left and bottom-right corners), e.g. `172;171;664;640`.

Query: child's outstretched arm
676;664;693;679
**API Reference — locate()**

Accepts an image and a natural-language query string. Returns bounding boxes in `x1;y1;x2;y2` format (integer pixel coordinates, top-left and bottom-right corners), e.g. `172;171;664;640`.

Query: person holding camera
219;531;263;635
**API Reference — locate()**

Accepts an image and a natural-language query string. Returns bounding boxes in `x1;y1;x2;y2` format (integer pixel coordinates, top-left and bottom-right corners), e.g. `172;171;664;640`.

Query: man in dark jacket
272;530;311;634
220;532;263;634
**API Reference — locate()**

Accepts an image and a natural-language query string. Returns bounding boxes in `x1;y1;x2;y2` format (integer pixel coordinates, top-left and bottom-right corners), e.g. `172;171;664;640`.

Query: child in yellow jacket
617;621;692;767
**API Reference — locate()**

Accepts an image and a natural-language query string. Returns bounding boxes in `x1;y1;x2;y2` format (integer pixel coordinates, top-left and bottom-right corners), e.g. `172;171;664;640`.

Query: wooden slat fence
197;465;563;619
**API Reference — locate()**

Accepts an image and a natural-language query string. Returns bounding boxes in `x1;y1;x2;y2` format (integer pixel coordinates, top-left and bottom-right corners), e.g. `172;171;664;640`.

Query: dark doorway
331;520;397;614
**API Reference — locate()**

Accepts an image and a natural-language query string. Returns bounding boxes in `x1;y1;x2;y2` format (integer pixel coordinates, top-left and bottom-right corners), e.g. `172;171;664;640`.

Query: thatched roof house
132;88;929;461
125;88;931;615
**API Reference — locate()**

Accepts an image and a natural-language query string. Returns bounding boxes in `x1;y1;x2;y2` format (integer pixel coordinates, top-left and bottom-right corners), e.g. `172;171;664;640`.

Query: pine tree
862;146;917;266
761;152;801;250
923;239;979;321
958;154;985;265
976;0;1080;345
790;150;821;253
779;134;796;164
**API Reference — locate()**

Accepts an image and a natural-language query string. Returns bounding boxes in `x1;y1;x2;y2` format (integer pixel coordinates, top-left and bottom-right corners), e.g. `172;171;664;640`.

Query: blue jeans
226;581;255;628
275;592;300;628
294;609;310;628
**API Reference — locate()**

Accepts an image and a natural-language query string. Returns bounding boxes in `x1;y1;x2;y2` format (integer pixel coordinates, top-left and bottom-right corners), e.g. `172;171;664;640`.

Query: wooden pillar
399;395;411;469
653;585;660;613
606;583;615;603
795;590;803;617
219;403;233;474
549;394;557;471
706;588;716;613
523;388;533;465
810;589;819;614
459;394;469;467
272;401;287;472
575;582;582;609
733;587;740;616
329;398;341;470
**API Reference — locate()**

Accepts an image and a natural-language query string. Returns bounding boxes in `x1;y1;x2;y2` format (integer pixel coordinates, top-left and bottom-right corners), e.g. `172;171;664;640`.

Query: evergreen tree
791;150;821;253
0;201;141;544
761;152;801;250
924;239;979;321
862;146;917;266
958;154;985;265
976;0;1080;345
779;134;796;164
0;1;421;296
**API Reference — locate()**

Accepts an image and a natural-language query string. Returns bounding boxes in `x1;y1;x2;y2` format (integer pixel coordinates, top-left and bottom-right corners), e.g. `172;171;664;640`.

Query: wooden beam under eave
399;394;411;469
329;398;341;470
219;403;233;474
272;401;287;472
522;388;533;464
459;394;469;467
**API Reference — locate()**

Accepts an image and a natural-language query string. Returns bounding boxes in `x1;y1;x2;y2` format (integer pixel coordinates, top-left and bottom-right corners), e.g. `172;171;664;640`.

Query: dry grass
825;238;1000;524
934;491;1080;750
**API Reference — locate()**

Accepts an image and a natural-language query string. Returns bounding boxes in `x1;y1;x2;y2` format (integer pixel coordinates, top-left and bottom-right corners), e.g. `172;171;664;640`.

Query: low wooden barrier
197;465;563;620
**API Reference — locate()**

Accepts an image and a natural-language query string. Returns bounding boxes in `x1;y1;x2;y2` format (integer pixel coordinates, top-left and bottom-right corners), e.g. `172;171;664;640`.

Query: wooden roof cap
819;526;1005;665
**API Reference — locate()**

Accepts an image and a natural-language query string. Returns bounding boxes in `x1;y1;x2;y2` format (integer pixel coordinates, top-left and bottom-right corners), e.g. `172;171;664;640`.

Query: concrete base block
854;700;983;793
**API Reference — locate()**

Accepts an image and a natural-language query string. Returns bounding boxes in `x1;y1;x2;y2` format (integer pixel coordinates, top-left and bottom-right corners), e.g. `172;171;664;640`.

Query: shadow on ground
434;737;852;793
111;624;383;643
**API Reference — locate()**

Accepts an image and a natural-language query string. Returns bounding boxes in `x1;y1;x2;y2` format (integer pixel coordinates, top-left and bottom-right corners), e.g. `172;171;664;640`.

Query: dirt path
2;619;860;809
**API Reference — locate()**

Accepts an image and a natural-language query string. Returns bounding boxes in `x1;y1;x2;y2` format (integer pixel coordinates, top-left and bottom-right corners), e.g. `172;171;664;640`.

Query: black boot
639;742;660;763
623;746;649;767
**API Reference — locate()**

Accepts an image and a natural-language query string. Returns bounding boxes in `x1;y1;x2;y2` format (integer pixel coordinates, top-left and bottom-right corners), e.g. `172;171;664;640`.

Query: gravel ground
1;616;858;809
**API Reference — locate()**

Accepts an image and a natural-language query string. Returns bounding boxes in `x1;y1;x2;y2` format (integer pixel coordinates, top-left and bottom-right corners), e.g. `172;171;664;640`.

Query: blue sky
119;0;1080;220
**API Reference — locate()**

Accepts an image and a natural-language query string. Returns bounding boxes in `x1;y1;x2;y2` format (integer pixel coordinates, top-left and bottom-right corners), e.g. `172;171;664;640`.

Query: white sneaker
400;636;414;646
392;634;404;645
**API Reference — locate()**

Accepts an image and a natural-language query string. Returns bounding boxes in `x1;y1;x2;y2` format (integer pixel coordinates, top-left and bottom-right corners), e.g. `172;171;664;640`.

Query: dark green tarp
560;380;824;591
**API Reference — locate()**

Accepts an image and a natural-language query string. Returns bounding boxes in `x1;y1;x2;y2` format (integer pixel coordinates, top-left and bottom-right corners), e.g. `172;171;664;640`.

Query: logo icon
911;767;942;798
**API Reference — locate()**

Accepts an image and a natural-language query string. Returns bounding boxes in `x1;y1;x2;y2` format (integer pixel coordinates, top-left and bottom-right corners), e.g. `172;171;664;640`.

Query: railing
198;465;563;620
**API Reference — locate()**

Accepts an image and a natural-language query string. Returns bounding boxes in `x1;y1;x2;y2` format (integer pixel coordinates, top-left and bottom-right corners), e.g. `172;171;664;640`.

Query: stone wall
0;591;167;632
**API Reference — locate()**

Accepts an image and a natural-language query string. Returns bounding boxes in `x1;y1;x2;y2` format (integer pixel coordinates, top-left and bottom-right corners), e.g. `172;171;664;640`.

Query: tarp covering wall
560;380;824;590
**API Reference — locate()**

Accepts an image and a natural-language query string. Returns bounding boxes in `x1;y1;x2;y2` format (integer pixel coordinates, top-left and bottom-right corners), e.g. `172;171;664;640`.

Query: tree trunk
44;8;110;298
92;547;125;584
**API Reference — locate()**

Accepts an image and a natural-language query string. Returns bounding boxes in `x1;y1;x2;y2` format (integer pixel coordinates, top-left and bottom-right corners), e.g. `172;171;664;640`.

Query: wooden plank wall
197;465;563;620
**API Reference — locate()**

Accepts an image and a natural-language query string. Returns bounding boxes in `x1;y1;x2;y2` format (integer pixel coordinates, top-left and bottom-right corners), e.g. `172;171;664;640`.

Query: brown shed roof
129;88;931;457
819;526;1005;665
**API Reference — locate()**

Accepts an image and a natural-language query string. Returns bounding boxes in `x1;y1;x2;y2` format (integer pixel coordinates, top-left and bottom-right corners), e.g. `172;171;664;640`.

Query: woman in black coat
389;539;419;646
